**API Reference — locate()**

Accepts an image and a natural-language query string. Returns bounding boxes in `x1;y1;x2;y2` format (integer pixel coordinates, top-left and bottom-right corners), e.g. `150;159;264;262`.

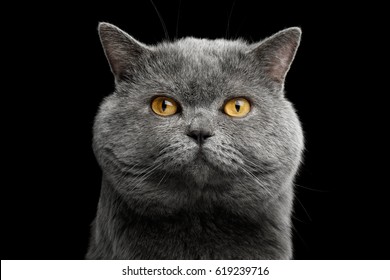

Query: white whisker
240;166;273;197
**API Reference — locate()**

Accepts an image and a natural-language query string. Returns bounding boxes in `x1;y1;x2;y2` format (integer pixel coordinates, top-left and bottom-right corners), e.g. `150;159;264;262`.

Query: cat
86;22;304;259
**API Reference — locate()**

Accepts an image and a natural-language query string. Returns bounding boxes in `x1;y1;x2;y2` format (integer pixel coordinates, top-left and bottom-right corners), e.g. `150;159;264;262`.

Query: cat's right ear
98;22;150;81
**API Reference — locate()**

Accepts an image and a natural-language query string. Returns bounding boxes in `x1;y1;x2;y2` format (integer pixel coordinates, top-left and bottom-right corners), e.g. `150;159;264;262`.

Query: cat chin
181;163;235;188
178;150;231;187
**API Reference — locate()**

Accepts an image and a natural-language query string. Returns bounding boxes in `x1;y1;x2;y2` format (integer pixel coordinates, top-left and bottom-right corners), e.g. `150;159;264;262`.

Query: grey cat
86;22;304;259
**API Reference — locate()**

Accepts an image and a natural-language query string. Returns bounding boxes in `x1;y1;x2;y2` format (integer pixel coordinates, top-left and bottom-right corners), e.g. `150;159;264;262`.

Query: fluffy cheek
236;116;303;188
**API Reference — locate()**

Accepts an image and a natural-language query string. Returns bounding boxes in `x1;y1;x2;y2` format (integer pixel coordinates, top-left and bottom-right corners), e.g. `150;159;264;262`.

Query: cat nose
186;129;213;145
187;114;214;145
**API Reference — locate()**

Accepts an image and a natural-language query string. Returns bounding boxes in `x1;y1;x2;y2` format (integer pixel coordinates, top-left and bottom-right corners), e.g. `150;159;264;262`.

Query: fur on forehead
157;37;251;55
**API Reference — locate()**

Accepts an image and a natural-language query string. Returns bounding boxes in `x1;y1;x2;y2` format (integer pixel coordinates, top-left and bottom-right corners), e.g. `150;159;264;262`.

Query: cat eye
223;97;251;118
151;96;179;116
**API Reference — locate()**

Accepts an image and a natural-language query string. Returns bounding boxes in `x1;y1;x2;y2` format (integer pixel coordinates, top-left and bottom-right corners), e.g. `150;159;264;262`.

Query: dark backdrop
3;1;388;259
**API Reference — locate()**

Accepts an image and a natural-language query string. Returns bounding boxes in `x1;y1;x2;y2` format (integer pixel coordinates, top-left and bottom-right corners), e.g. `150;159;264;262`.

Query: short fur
87;23;304;259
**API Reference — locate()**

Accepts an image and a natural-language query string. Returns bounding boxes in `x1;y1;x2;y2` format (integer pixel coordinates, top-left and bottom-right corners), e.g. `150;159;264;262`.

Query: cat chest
126;216;263;259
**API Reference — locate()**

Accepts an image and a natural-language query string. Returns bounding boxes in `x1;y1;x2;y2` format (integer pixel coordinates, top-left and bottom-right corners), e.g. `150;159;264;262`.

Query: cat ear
98;22;150;80
249;27;301;85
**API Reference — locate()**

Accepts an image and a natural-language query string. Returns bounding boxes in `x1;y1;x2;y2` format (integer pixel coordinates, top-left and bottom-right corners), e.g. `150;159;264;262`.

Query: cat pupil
162;100;167;111
235;101;241;112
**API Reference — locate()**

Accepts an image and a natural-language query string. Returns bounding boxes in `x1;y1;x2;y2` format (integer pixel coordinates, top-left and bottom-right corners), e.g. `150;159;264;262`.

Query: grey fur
87;22;304;259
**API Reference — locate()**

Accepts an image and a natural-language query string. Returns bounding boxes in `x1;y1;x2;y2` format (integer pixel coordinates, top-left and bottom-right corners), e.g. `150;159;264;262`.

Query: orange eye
223;98;251;117
151;96;178;116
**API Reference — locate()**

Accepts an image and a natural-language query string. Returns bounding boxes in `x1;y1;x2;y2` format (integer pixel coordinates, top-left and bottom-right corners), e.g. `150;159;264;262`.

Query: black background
3;1;388;260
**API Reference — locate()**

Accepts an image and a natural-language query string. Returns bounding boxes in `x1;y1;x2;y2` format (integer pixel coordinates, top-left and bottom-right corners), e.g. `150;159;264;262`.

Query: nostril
186;130;213;145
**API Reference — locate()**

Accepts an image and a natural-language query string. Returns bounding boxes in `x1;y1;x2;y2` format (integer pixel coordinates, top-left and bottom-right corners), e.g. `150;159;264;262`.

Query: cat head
93;23;304;216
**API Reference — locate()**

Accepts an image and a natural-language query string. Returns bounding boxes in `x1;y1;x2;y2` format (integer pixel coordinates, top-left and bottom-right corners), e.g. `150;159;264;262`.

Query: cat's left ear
249;27;301;85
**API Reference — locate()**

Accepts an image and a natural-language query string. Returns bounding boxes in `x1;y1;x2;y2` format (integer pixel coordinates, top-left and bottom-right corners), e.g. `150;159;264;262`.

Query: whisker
234;17;247;39
155;172;168;189
295;183;327;193
114;162;160;191
226;0;237;39
120;161;146;175
240;166;273;197
115;163;149;187
102;147;148;175
136;162;164;180
175;0;182;39
291;224;309;252
149;0;170;41
131;163;159;181
242;156;272;175
291;213;305;224
294;196;312;222
130;163;164;192
161;171;171;187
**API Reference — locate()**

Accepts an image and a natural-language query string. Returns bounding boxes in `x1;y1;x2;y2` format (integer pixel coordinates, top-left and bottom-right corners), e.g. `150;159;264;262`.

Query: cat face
93;23;304;215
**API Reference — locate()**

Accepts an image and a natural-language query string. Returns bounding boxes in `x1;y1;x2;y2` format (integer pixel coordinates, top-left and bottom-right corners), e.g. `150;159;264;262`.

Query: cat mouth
194;148;218;166
185;148;239;186
190;149;210;167
195;148;207;160
192;148;229;172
